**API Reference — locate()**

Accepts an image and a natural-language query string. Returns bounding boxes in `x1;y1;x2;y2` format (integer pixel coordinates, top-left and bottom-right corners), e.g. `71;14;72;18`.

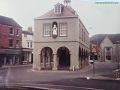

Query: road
0;61;120;90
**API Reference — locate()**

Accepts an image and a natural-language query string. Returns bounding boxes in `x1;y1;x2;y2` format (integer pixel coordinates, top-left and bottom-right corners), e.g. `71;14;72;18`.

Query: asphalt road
0;61;120;90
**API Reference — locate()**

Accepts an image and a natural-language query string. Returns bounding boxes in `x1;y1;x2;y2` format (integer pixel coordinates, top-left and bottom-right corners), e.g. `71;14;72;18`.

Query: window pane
9;39;14;47
44;24;51;36
30;42;32;48
17;29;19;35
60;23;67;36
55;6;61;13
28;42;29;47
10;28;14;35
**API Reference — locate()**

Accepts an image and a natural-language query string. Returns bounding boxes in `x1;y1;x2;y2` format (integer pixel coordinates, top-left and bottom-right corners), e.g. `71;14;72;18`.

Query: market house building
0;15;22;65
33;0;90;70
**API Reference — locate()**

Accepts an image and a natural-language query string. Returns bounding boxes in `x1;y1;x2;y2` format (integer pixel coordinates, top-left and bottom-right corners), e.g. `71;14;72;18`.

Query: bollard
73;66;75;71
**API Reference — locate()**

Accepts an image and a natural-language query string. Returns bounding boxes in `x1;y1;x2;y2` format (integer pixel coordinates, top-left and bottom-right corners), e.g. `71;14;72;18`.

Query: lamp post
91;39;96;77
93;52;95;77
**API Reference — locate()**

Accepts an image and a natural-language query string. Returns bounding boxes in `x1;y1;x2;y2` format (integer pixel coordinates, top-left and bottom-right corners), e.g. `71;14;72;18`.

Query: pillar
29;52;32;63
38;54;41;70
48;55;51;67
43;55;46;68
53;54;58;70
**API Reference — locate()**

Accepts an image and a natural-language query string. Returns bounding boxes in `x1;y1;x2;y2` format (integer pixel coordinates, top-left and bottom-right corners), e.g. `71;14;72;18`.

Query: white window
9;39;14;47
44;24;51;37
60;23;67;36
10;28;14;35
27;41;29;48
16;40;19;48
24;34;27;37
30;42;32;48
27;41;33;48
54;6;61;14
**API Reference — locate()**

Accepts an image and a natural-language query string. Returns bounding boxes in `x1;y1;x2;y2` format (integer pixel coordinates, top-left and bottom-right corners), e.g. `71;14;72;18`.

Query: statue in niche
52;24;57;35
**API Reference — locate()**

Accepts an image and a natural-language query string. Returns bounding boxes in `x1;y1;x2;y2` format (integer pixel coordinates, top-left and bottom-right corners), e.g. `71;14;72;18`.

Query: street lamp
90;39;96;77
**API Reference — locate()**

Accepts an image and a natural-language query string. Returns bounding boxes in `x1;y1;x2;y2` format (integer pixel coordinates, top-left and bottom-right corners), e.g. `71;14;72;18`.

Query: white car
89;60;94;64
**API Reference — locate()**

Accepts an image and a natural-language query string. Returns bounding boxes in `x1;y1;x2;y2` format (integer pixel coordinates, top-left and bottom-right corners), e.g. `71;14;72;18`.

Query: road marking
1;82;104;90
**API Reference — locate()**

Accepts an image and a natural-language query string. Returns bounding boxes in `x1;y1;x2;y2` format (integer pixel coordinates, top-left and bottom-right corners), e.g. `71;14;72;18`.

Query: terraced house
0;15;22;65
33;0;90;70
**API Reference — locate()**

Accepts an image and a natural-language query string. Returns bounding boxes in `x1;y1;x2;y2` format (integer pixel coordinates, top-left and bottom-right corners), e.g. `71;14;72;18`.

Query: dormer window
54;6;61;14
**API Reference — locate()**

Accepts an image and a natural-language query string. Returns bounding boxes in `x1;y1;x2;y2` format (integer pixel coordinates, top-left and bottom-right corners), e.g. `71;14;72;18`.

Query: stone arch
57;46;70;70
40;47;53;70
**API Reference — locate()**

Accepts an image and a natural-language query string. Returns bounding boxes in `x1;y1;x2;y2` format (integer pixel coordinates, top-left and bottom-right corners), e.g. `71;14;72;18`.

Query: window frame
24;34;27;37
27;41;29;48
54;6;61;14
9;39;14;48
30;41;32;48
43;23;51;37
59;23;67;37
9;28;14;35
16;40;19;48
16;29;19;36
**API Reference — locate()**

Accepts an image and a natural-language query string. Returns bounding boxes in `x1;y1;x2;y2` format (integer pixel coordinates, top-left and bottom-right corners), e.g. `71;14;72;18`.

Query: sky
0;0;120;37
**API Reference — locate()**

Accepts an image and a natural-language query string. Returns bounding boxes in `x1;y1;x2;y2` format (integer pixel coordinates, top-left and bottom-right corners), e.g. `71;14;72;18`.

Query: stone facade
33;0;89;70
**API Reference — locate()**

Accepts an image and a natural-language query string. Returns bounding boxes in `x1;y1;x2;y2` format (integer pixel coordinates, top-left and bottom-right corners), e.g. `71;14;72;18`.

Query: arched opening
57;47;70;70
41;47;53;70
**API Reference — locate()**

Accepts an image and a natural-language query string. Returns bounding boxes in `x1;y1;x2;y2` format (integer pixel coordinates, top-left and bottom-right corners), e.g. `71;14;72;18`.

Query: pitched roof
22;30;33;35
35;3;78;20
90;34;120;44
0;15;22;28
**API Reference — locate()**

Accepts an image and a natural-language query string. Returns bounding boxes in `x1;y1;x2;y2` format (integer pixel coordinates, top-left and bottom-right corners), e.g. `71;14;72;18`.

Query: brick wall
0;24;22;49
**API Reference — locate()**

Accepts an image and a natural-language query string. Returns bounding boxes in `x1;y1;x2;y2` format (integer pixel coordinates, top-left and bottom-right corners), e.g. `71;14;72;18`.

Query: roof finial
64;0;71;6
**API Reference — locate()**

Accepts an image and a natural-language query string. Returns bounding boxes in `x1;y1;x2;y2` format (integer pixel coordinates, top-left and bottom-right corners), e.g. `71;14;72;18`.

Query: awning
0;49;21;55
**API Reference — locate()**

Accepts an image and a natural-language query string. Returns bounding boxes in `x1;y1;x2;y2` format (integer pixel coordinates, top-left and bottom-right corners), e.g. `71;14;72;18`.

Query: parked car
89;60;94;64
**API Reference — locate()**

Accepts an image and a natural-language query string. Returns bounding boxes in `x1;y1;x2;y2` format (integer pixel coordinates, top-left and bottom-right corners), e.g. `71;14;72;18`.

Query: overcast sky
0;0;120;37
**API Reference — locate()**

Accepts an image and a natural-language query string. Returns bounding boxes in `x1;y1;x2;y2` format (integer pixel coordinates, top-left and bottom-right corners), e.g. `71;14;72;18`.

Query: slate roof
35;3;78;20
90;34;120;44
22;30;33;35
0;15;21;28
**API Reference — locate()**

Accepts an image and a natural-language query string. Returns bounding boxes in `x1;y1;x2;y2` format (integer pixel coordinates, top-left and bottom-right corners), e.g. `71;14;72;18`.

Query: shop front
0;49;22;65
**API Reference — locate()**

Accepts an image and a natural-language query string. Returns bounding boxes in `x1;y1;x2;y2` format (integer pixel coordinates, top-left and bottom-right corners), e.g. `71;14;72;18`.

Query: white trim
9;39;14;48
60;23;67;36
9;28;14;35
54;6;61;14
43;24;51;37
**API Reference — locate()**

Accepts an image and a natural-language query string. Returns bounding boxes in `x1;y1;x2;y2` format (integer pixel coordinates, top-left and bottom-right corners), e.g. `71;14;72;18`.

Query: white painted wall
22;32;34;49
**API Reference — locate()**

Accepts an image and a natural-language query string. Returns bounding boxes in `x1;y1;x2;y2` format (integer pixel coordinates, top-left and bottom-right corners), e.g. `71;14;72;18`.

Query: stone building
0;15;22;65
22;27;33;64
90;34;120;62
33;0;90;70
